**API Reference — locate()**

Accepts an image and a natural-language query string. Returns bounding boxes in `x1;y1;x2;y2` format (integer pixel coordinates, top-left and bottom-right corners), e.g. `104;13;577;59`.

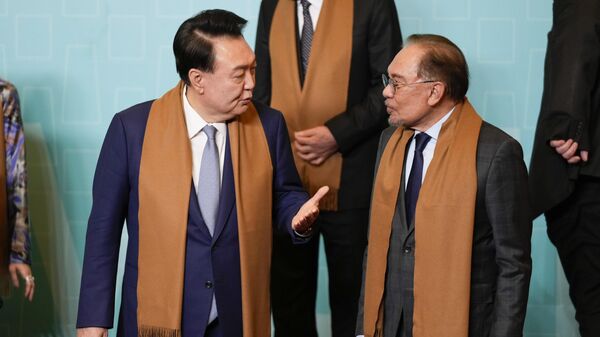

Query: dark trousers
546;176;600;337
271;209;369;337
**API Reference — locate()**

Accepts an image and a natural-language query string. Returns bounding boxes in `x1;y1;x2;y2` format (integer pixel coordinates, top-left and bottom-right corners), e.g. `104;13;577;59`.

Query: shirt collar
298;0;323;7
183;85;227;139
416;106;456;141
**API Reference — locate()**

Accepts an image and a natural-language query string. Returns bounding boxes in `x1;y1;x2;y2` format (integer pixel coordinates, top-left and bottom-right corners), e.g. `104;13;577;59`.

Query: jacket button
403;247;412;254
205;281;213;289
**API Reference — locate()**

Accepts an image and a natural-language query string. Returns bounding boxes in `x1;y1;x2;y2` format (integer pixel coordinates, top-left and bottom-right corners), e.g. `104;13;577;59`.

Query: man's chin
227;104;250;119
388;116;402;128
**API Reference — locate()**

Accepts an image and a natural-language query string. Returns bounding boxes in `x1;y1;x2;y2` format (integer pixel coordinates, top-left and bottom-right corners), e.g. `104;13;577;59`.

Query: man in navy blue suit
76;10;327;337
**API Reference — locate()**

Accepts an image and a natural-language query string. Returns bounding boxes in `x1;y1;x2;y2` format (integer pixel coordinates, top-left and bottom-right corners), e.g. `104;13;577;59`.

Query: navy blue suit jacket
76;99;308;337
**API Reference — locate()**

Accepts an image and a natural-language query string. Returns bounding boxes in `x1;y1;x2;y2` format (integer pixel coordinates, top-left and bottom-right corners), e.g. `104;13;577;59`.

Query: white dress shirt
183;86;227;323
183;86;227;193
404;108;455;188
297;0;322;35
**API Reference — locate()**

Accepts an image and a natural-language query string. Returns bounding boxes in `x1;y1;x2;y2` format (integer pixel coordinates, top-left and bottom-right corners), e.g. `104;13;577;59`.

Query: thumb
581;150;589;162
9;265;19;287
309;186;330;204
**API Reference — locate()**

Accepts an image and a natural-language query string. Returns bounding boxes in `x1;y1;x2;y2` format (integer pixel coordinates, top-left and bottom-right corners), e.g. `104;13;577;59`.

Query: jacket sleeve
486;139;532;337
254;0;274;106
270;110;311;242
325;0;402;155
0;82;32;265
76;115;129;328
536;2;600;150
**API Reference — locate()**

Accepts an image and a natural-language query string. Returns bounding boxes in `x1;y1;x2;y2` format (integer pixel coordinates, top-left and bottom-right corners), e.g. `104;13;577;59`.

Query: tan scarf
0;97;8;297
137;82;273;337
362;100;482;337
269;0;353;211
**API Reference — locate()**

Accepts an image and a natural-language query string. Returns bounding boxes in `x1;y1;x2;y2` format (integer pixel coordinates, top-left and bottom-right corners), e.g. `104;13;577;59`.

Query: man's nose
245;71;255;90
382;83;394;98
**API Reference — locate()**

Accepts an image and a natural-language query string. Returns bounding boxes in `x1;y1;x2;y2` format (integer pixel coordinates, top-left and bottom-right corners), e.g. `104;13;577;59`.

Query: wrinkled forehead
211;36;255;71
387;44;425;80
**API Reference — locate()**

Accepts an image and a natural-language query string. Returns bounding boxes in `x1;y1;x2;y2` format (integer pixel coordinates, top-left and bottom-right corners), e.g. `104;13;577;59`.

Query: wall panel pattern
0;0;576;336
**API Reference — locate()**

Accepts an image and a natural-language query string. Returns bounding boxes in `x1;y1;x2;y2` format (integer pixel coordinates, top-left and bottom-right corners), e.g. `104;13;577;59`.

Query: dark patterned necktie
405;132;432;226
300;0;313;81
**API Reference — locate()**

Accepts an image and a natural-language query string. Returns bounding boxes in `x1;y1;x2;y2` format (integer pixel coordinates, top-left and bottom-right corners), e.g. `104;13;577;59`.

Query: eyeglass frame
382;74;437;94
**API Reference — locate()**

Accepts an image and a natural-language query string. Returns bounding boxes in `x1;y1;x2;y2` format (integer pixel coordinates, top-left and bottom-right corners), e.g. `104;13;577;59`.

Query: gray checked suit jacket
357;121;532;337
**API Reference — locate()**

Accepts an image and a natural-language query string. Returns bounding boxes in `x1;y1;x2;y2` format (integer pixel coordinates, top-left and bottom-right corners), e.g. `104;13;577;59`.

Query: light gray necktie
300;0;313;81
198;125;220;237
198;125;220;323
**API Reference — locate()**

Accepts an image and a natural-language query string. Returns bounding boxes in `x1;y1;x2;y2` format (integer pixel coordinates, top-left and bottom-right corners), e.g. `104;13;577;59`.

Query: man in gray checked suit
356;34;532;337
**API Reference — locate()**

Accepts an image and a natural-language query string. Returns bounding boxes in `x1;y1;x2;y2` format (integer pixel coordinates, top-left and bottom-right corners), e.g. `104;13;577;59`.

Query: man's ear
188;68;205;94
427;81;446;106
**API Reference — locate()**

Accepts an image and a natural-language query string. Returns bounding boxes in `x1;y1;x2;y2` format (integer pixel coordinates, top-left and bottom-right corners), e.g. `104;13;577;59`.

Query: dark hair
173;9;247;84
406;34;469;101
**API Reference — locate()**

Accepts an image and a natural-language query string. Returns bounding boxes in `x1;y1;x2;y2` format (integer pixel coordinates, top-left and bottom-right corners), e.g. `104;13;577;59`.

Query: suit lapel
212;130;235;243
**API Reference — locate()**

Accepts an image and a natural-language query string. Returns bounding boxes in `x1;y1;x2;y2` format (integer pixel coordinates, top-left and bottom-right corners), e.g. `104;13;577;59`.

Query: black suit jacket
254;0;402;210
357;122;532;337
529;0;600;217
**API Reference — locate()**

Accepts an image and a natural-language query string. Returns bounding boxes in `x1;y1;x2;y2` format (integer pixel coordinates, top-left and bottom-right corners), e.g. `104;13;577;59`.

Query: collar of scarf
137;81;273;337
362;99;482;337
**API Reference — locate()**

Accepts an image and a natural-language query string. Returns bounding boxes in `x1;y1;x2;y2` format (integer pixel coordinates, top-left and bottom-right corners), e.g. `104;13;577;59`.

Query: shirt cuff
10;251;31;265
293;228;314;238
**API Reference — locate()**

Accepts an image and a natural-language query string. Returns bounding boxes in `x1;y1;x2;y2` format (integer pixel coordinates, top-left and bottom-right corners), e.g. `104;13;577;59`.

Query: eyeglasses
382;74;436;94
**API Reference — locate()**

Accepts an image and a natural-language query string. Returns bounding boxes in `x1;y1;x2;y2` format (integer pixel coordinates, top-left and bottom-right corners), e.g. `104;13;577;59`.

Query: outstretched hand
292;186;330;234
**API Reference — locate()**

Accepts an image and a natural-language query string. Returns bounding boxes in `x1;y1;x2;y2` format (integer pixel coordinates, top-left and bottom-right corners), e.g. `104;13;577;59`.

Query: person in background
529;0;600;336
0;78;34;307
255;1;401;335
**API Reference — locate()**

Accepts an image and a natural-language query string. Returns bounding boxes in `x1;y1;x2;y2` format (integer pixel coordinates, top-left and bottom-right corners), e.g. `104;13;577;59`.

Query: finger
297;151;318;161
24;280;32;300
556;139;575;154
296;136;318;145
293;218;308;232
562;142;579;159
294;141;312;153
310;186;330;203
294;136;309;146
29;282;35;301
549;139;566;148
309;154;328;166
9;266;19;288
292;215;301;228
581;150;589;162
567;156;581;164
295;130;314;139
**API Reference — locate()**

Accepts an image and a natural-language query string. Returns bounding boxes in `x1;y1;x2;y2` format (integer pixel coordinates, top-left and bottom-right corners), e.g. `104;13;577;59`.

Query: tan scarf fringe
269;0;353;211
138;326;181;337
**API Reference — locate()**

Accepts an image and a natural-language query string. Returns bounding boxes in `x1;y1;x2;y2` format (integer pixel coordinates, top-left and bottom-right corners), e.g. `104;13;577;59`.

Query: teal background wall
0;0;578;336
